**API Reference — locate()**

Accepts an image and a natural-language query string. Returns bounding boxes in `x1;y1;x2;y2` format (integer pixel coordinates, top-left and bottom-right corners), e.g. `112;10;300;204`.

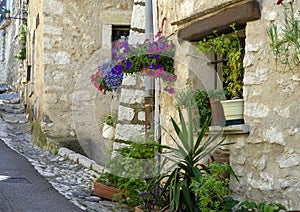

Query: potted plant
90;33;177;95
151;105;232;211
198;24;244;125
175;87;212;129
102;110;117;140
93;171;123;201
207;89;226;126
94;140;157;208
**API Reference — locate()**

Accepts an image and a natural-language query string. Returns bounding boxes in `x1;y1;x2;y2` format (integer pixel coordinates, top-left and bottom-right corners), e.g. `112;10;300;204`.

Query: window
112;25;130;42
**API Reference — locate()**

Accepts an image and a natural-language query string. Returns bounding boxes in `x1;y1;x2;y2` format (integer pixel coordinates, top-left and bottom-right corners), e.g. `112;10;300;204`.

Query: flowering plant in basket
91;33;177;94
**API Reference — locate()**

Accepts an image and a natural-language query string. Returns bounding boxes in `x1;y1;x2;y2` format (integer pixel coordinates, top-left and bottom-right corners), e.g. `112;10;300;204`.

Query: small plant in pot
198;23;244;125
207;89;226;126
175;87;211;129
102;110;117;140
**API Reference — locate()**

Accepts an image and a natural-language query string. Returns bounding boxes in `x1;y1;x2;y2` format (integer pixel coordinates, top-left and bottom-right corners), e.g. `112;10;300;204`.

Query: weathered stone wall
158;0;300;210
26;0;133;163
114;0;146;146
0;0;25;89
0;31;5;84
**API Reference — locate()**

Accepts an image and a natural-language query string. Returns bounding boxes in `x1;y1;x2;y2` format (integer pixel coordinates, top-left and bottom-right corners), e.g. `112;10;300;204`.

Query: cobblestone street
0;87;128;211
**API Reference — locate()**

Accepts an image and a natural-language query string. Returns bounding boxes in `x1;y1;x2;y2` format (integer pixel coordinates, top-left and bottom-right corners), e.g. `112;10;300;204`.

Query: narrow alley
0;85;127;211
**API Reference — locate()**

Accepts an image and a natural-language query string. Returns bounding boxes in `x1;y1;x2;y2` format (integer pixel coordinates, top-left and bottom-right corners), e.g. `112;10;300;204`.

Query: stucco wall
158;0;300;209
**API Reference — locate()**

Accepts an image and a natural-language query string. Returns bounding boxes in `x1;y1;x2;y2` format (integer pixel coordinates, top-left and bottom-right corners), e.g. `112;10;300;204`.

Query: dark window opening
112;25;130;42
0;0;7;24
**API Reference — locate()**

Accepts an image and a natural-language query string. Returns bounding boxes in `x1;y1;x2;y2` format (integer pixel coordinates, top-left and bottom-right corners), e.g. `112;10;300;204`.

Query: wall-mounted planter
221;99;244;125
102;124;115;140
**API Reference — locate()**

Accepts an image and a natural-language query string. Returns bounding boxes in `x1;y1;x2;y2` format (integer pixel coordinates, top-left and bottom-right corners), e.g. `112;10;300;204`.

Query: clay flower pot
93;181;122;201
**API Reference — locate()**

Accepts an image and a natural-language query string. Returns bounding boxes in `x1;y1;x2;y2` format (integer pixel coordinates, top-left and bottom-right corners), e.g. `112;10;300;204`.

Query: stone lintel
175;0;261;41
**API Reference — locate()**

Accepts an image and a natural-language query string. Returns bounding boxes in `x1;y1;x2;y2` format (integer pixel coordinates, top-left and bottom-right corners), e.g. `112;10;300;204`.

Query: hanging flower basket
91;34;177;94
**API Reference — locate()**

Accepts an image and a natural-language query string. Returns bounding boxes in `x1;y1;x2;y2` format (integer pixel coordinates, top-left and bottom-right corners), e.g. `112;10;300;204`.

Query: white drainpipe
152;0;160;142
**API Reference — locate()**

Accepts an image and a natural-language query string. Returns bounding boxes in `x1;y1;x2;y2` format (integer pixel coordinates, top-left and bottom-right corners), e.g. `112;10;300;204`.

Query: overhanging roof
173;0;261;41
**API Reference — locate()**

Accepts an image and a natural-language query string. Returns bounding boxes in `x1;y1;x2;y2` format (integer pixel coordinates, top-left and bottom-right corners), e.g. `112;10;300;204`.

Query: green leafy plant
198;24;244;99
155;105;230;212
175;87;212;129
190;162;236;211
237;200;287;212
102;110;117;127
15;24;27;60
207;89;227;101
106;140;158;207
267;0;300;70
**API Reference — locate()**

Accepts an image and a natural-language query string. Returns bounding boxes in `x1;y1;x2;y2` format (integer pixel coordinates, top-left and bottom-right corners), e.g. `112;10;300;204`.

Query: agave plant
158;104;230;212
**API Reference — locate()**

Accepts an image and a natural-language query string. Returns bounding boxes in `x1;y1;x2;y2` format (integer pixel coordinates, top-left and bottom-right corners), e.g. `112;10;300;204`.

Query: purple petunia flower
104;69;123;90
152;55;159;59
156;63;162;69
125;61;132;69
111;65;124;74
148;64;155;69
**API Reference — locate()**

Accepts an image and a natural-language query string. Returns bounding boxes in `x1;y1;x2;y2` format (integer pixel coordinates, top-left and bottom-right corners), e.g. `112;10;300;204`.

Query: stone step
0;103;25;114
0;92;20;104
1;112;28;124
0;84;9;94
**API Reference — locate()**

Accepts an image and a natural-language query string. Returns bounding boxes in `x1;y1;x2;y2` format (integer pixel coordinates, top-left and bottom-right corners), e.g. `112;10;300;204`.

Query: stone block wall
0;0;25;89
114;75;146;142
114;0;146;147
158;0;300;209
25;0;133;163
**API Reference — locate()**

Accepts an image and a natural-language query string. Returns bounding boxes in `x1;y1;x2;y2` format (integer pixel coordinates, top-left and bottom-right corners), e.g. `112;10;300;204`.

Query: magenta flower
165;73;171;81
172;75;177;82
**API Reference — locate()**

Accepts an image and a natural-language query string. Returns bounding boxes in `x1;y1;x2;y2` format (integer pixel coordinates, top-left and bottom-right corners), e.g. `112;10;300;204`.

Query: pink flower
163;45;170;50
141;68;154;76
154;72;160;77
172;75;177;82
168;88;175;94
165;73;171;81
155;47;162;53
154;68;164;77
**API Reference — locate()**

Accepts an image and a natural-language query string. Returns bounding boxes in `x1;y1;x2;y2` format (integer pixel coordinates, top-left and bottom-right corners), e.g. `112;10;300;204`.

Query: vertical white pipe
152;0;160;142
145;0;154;98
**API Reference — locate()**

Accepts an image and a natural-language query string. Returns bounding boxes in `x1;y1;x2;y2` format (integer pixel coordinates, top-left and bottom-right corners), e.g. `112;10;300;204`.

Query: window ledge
208;124;250;135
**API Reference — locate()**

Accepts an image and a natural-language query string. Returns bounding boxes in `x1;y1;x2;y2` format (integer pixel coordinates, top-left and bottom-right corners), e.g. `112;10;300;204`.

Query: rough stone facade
114;0;146;145
24;0;133;163
158;0;300;210
0;0;26;88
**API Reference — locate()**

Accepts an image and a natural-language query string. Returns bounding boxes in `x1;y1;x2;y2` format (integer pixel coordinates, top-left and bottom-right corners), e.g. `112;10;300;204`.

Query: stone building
1;0;299;209
0;0;134;162
157;0;300;209
0;0;26;86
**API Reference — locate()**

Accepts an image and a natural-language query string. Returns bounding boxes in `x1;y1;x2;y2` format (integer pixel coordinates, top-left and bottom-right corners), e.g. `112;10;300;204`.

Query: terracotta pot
209;97;225;126
93;181;122;201
135;207;143;212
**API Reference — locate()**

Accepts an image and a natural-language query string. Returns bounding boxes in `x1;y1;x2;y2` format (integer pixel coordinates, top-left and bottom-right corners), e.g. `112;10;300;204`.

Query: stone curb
58;147;105;173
